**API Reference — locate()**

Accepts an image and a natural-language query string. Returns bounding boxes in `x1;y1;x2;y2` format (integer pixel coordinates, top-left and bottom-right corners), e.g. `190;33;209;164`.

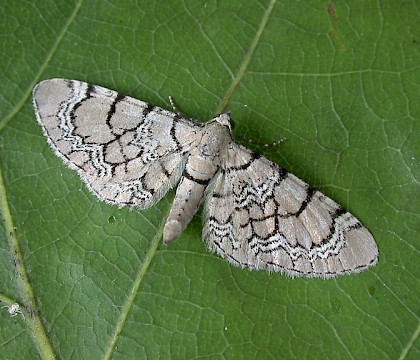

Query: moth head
212;112;233;132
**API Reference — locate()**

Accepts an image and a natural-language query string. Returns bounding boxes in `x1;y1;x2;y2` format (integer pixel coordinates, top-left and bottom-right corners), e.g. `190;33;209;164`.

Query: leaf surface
0;1;419;359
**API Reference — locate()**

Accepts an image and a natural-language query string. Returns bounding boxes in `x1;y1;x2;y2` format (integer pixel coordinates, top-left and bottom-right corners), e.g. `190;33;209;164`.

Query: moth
33;79;378;278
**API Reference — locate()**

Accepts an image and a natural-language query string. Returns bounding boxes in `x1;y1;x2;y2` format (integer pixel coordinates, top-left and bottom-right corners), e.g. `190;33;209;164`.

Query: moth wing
203;143;378;278
33;78;201;209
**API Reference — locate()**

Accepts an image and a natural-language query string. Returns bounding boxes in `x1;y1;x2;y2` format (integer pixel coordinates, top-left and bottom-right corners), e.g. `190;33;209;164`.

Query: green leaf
1;0;419;359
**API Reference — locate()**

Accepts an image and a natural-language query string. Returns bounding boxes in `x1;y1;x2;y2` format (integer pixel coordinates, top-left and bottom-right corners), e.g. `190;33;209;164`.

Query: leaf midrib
103;0;278;356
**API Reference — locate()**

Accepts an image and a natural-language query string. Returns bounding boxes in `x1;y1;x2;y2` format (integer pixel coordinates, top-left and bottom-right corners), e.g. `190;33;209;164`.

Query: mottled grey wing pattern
34;78;378;278
203;142;378;278
33;79;201;209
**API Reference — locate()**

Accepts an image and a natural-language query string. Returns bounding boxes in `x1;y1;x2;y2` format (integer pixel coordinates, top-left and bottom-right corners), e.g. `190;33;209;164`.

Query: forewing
203;143;378;278
33;79;201;209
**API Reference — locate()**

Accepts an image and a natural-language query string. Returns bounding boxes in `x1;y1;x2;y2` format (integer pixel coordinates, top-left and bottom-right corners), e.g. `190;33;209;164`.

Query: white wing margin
203;143;378;278
33;79;201;209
